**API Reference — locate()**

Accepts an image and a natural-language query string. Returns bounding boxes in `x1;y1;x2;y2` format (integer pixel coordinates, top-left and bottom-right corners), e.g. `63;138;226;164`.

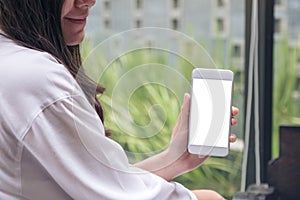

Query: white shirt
0;33;196;200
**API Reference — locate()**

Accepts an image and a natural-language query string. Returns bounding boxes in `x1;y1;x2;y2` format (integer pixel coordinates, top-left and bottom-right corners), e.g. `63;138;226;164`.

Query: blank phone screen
189;78;232;148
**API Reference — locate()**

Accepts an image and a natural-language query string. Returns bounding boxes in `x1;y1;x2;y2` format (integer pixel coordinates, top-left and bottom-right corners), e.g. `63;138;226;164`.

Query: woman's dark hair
0;0;110;136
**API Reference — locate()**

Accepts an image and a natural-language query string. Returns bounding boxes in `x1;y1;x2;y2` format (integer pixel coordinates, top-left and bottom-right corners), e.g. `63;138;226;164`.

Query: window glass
103;18;111;29
84;0;245;198
217;18;225;32
273;0;300;158
171;18;179;30
135;19;142;28
173;0;179;8
275;0;282;5
217;0;225;7
136;0;143;10
104;0;111;10
274;18;282;34
232;44;241;57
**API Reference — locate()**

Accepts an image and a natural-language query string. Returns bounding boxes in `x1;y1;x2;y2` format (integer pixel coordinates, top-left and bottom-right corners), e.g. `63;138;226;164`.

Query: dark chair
268;125;300;200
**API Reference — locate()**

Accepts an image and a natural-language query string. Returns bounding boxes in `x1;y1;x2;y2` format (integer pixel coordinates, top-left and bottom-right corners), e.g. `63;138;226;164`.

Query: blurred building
86;0;244;68
85;0;300;75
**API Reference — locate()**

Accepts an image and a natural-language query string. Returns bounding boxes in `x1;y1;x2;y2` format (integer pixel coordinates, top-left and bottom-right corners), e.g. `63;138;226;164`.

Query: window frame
244;0;274;188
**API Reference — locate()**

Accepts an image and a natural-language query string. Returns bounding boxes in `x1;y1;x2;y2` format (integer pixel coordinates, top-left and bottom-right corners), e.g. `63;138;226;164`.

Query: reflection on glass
85;0;245;198
273;0;300;158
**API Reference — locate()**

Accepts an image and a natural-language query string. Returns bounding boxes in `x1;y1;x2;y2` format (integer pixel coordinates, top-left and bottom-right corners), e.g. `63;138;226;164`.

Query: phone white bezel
188;68;234;157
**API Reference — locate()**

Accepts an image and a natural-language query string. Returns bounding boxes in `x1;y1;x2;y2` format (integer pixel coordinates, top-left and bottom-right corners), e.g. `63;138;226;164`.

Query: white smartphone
188;68;234;157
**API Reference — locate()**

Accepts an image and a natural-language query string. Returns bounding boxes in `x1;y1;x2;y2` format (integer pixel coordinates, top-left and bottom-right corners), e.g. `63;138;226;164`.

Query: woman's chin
65;34;84;46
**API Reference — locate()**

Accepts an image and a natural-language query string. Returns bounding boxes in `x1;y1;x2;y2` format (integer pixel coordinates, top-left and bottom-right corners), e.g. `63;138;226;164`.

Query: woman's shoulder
0;36;84;139
0;36;80;99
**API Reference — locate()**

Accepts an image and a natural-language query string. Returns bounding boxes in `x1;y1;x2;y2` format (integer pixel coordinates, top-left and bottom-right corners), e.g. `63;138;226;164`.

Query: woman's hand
161;93;238;180
192;190;226;200
135;93;238;181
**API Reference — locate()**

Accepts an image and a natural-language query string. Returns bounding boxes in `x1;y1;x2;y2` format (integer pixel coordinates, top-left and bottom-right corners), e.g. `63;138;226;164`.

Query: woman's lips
65;17;87;24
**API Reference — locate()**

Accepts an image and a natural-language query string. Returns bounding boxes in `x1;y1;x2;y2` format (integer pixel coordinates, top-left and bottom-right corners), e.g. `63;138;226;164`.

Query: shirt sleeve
22;94;196;200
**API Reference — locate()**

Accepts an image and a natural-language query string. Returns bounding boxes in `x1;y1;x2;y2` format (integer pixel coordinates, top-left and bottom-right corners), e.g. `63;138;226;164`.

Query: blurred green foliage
79;25;300;200
81;38;244;198
272;35;300;158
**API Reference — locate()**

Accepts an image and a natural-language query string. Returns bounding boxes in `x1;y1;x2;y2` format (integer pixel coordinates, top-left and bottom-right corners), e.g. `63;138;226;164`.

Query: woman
0;0;238;199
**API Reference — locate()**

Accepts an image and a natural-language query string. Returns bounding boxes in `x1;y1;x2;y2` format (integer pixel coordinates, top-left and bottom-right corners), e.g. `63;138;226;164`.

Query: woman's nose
75;0;96;9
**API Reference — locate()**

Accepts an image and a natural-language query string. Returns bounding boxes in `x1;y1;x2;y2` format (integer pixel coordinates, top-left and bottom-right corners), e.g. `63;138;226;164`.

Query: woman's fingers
171;93;190;140
231;117;237;126
230;107;238;143
231;106;238;126
232;106;239;116
229;134;237;143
